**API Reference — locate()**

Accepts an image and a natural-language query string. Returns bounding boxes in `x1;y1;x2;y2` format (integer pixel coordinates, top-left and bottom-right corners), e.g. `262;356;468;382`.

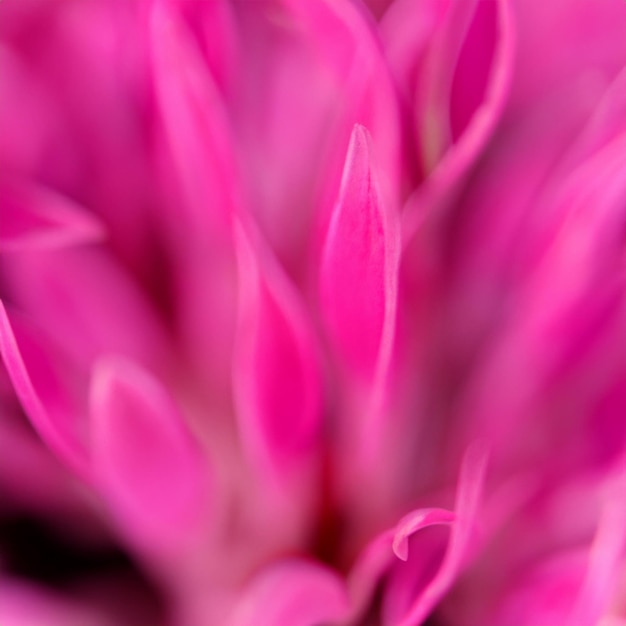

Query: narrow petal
230;559;349;626
320;124;399;384
150;0;239;394
150;0;236;236
0;301;87;474
398;0;515;244
233;219;321;476
90;357;208;550
0;179;105;252
231;0;403;272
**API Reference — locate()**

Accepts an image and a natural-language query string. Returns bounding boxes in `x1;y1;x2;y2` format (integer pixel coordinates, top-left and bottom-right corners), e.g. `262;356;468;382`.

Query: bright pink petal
320;124;399;384
230;559;349;626
0;302;88;474
90;357;209;551
233;219;321;477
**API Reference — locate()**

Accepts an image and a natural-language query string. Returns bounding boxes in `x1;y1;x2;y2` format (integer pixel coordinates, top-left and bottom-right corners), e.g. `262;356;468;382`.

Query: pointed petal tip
90;356;209;550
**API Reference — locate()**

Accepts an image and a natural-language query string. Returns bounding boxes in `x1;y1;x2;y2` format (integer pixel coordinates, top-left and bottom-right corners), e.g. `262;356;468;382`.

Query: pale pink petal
0;302;88;474
230;559;349;626
233;219;321;477
320;124;399;384
89;357;209;551
0;179;105;251
2;247;170;373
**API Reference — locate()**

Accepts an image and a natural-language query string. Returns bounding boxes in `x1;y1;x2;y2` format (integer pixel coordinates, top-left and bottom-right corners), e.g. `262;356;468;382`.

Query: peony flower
1;0;625;624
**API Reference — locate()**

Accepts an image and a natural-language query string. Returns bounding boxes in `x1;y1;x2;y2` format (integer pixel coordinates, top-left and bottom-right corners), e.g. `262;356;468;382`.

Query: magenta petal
230;559;349;626
320;124;399;384
0;179;105;251
90;357;208;549
233;220;321;475
0;301;87;474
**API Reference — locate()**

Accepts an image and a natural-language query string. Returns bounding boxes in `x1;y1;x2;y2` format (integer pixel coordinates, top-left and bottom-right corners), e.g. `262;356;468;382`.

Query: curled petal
347;442;488;624
233;220;321;476
320;124;399;384
391;441;489;626
0;179;105;252
230;559;349;626
90;357;209;550
392;508;457;562
0;301;87;474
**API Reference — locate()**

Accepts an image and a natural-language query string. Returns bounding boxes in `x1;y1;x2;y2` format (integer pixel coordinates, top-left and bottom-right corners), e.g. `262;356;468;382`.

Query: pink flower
1;0;625;624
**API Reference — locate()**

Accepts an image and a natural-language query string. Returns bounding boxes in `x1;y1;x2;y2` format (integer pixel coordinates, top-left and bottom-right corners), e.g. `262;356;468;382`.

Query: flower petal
347;442;488;624
233;219;321;477
389;442;489;626
149;0;236;235
2;247;170;374
0;179;105;252
394;0;515;243
0;301;88;474
89;357;209;550
230;559;349;626
320;124;399;384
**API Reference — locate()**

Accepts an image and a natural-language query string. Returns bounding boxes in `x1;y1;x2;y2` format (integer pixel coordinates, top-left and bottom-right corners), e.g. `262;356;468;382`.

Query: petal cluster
1;1;625;625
